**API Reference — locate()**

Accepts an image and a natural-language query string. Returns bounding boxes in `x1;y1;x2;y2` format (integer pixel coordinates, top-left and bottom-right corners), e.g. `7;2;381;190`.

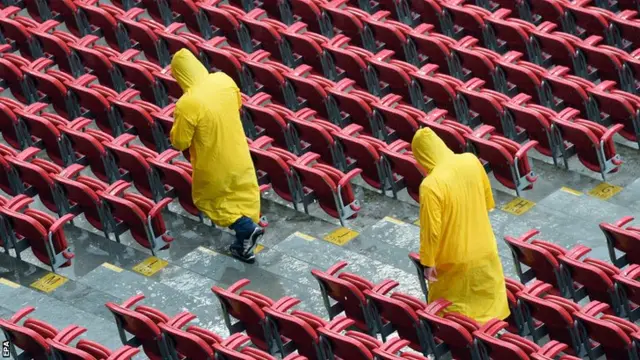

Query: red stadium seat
465;125;538;196
600;216;640;268
379;140;426;202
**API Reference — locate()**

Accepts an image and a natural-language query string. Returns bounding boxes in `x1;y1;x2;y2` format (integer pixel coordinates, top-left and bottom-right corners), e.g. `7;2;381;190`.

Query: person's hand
424;267;437;282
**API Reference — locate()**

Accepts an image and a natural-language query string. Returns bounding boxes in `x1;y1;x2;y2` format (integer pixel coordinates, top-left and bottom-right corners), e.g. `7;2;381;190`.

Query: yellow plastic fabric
412;128;509;324
169;49;260;227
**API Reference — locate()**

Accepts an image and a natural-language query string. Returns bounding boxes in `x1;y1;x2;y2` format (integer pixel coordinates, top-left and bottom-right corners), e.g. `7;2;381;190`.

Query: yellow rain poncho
169;49;260;227
412;128;509;324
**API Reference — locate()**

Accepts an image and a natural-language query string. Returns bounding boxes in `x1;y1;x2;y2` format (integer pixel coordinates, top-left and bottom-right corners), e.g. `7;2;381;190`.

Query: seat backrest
310;269;368;327
504;236;563;289
600;222;640;266
558;256;615;304
318;328;374;360
573;311;635;359
250;146;295;202
158;323;215;360
105;143;154;199
333;133;381;189
474;332;530;360
263;307;321;360
365;292;422;350
105;302;163;357
418;311;475;359
211;286;269;347
0;318;52;358
517;292;576;346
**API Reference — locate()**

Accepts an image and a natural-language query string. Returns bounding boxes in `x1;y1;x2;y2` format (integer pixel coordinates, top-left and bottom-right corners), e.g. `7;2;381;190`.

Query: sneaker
243;226;264;256
230;247;256;264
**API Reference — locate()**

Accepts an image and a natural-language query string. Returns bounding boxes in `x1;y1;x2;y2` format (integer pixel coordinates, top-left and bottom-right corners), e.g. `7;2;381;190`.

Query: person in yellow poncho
169;49;263;263
412;128;509;323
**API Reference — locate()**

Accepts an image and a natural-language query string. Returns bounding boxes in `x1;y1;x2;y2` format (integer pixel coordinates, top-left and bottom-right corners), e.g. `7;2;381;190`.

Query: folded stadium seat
0;6;43;59
0;146;22;196
287;110;345;167
105;294;196;359
148;103;175;138
66;76;128;136
146;149;200;216
416;298;483;360
484;9;539;61
212;279;302;353
21;58;78;118
0;53;35;104
530;22;583;73
53;163;122;238
409;64;468;122
213;334;307;360
573;301;640;360
408;0;444;33
524;0;566;26
440;2;491;44
560;2;617;45
12;104;75;166
71;1;132;52
371;93;421;142
280;23;329;74
99;181;173;254
109;90;171;152
361;11;416;63
145;22;203;58
366;50;419;102
516;281;585;354
311;261;397;334
317;318;382;360
27;20;85;77
104;134;164;201
497;51;550;103
570;35;632;86
243;92;296;149
364;288;430;354
250;136;301;205
465;125;538;196
472;319;540;359
196;0;254;52
59;117;120;183
241;9;293;63
333;124;392;193
504;230;571;296
408;23;459;74
114;9;172;66
530;342;582;360
379;140;425;202
242;50;297;106
161;0;215;38
587;81;640;148
66;35;127;92
503;94;565;163
0;195;76;272
458;78;518;138
320;0;370;49
3;147;68;213
289;153;362;224
284;65;335;116
613;264;640;322
0;97;32;150
451;36;506;91
556;245;625;315
197;37;250;92
542;66;600;122
49;338;140;360
552;108;623;180
371;338;430;360
151;65;184;107
419;108;472;154
322;35;376;90
263;306;336;359
288;0;328;35
326;78;378;129
158;318;228;360
600;216;640;268
608;10;640;52
0;307;87;359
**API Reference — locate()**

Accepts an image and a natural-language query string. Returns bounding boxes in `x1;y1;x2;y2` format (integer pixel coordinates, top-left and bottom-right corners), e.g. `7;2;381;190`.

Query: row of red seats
0;145;175;269
505;226;640;323
407;251;640;359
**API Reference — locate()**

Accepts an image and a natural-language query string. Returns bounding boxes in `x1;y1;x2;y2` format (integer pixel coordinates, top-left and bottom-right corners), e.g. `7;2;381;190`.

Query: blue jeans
229;216;258;251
